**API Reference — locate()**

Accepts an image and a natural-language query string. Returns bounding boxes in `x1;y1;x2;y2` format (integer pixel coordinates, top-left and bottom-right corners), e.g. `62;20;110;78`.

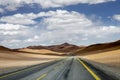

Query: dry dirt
0;50;63;68
80;49;120;79
82;49;120;68
18;48;64;55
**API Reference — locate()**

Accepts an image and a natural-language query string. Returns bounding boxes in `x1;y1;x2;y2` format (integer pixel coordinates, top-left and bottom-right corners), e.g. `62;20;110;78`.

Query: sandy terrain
80;49;120;79
82;49;120;68
0;50;63;68
18;48;63;55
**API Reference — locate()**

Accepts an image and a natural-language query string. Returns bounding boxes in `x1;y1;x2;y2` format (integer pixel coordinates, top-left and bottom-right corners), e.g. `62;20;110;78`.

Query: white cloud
0;10;120;48
25;35;40;42
30;10;120;45
0;23;42;48
0;23;26;30
0;10;93;26
43;10;93;30
0;13;37;25
1;39;21;44
0;0;116;12
0;23;30;36
0;8;4;13
38;10;120;44
38;0;116;8
113;14;120;22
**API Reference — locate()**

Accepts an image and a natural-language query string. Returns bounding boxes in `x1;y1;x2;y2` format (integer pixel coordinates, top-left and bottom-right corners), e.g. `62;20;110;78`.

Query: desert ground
0;50;63;74
18;48;64;55
0;50;63;68
80;48;120;79
82;49;120;68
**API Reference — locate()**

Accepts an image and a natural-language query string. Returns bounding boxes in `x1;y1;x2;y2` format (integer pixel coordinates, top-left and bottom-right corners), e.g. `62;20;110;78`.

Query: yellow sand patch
19;48;63;55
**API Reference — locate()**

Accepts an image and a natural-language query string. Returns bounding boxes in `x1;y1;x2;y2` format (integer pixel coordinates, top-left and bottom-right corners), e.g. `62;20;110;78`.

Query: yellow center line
36;73;47;80
0;65;39;79
36;61;64;80
36;66;57;80
77;58;101;80
0;59;63;79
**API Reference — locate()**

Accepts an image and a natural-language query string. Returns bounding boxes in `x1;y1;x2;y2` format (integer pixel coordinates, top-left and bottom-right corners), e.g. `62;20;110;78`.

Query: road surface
0;57;117;80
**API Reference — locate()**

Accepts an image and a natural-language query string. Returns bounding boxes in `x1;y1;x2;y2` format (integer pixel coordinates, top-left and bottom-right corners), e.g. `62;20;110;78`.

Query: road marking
36;73;47;80
36;61;64;80
77;58;101;80
0;59;63;79
0;65;40;79
36;65;59;80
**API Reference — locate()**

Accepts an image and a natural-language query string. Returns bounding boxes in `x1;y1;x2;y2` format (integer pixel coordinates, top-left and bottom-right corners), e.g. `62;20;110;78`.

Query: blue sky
0;0;120;48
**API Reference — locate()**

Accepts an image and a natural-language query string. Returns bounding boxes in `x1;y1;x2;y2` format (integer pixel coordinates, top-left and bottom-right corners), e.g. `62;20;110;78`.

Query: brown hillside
24;43;80;53
27;46;46;49
76;40;120;55
0;46;11;51
47;43;80;52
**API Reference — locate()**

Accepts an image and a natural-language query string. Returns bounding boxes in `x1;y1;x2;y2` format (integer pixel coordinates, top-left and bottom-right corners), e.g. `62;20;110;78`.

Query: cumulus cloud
38;0;116;8
113;14;120;22
0;23;41;48
0;24;31;36
0;10;93;25
0;13;37;25
44;10;93;30
37;10;120;44
0;0;116;12
0;10;120;48
0;8;4;13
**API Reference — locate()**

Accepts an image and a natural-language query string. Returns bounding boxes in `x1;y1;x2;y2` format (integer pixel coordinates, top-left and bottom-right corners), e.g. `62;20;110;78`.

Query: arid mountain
75;40;120;55
27;46;46;49
0;46;11;51
46;43;80;52
24;43;80;53
1;40;120;56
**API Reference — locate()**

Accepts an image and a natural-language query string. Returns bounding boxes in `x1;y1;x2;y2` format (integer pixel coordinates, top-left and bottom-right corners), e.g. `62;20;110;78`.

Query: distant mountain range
0;40;120;55
24;43;81;53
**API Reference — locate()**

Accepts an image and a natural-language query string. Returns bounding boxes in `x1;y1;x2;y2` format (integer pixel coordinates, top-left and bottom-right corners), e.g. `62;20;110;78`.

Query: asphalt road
0;57;117;80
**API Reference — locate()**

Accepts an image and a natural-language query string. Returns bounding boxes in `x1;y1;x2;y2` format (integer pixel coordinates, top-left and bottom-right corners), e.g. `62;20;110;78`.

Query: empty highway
0;57;117;80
